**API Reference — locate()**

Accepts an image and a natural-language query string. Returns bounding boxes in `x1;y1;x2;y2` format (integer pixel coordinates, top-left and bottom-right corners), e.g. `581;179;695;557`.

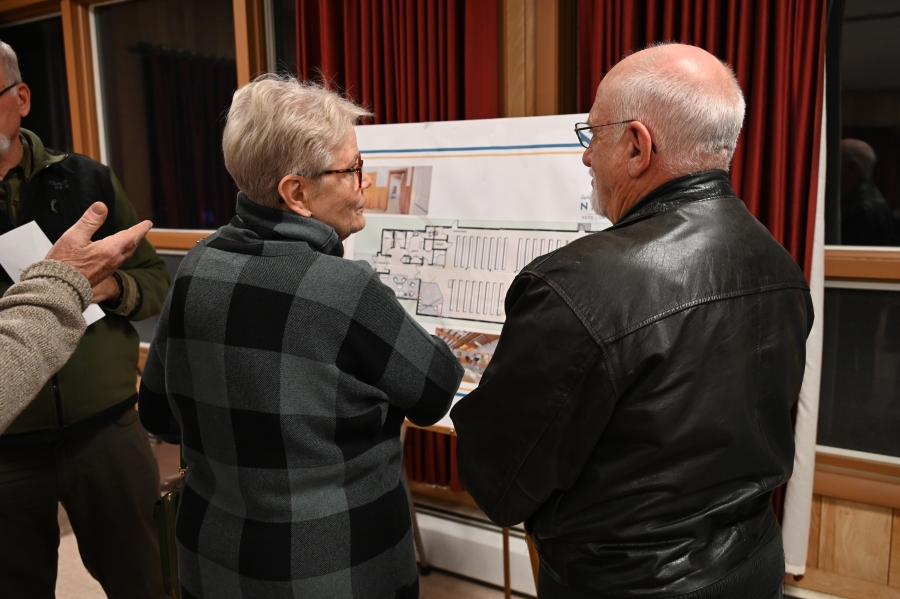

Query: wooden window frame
0;0;267;162
825;246;900;282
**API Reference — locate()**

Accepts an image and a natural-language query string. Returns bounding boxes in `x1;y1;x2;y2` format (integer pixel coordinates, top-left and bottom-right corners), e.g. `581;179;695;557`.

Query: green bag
154;455;185;598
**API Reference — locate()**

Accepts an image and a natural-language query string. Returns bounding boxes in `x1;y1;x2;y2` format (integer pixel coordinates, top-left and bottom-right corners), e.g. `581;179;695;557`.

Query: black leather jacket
452;171;813;598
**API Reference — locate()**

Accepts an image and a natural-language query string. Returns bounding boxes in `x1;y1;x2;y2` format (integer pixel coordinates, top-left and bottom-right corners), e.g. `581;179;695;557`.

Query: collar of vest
19;128;66;182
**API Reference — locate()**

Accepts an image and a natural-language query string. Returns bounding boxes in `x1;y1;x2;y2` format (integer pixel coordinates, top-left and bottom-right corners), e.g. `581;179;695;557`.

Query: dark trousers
538;566;784;599
0;408;168;599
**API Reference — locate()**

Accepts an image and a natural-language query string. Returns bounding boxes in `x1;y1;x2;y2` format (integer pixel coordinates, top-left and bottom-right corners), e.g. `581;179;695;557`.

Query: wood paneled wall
790;453;900;598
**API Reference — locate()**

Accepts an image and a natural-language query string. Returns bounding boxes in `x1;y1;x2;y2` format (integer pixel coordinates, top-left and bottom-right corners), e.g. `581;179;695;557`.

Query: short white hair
608;44;745;175
222;75;371;208
0;40;21;94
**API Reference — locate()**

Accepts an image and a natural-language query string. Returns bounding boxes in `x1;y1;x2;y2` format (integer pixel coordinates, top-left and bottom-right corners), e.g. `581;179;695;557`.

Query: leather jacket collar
612;169;738;229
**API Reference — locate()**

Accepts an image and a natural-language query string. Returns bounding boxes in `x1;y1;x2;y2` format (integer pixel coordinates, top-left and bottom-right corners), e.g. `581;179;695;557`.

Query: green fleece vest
0;130;163;442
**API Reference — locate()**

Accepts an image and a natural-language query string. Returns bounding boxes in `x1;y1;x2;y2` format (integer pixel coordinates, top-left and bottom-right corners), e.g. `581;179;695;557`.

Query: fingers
125;221;153;252
69;203;109;244
104;220;153;262
43;206;153;287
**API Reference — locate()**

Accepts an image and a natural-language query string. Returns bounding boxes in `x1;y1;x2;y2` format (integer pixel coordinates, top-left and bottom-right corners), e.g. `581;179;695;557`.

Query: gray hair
0;40;21;94
222;74;371;208
608;44;745;175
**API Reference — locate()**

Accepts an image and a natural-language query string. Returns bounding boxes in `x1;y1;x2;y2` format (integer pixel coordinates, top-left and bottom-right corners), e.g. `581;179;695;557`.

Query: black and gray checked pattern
139;193;464;599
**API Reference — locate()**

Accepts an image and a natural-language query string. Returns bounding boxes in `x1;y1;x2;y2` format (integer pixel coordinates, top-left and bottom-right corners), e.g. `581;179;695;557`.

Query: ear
277;174;314;217
15;83;31;118
624;121;654;178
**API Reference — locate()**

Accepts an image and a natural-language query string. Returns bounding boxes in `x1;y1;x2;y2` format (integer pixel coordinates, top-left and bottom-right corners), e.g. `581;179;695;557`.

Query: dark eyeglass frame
319;156;364;189
575;120;658;153
0;82;19;98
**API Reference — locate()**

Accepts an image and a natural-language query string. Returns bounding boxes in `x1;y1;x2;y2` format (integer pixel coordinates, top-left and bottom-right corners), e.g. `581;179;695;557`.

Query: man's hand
45;202;153;287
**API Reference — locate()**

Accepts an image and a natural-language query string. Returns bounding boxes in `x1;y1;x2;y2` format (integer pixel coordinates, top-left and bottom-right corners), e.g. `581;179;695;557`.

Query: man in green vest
0;40;171;598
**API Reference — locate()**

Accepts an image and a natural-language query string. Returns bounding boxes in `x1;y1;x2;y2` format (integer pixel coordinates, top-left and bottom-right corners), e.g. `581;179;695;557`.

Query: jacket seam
486;280;605;518
601;282;810;345
519;276;807;347
518;271;623;399
493;343;601;519
754;293;775;486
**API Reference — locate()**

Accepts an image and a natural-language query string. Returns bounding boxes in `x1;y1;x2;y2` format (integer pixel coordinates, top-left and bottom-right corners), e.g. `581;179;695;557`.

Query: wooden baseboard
787;568;900;599
408;480;479;509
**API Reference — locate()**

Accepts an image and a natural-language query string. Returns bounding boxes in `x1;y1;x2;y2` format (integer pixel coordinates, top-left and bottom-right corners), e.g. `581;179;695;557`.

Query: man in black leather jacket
451;44;813;599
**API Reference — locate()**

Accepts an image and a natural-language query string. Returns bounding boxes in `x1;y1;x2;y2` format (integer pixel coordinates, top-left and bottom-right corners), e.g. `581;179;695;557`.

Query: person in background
139;75;464;599
452;43;813;599
0;202;152;433
0;40;171;598
840;138;899;246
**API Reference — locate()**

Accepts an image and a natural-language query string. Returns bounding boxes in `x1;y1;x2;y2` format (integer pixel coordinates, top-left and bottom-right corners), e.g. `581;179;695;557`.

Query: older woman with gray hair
138;75;464;599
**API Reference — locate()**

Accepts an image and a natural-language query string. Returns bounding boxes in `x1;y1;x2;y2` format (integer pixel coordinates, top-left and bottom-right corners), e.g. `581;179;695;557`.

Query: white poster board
350;114;609;410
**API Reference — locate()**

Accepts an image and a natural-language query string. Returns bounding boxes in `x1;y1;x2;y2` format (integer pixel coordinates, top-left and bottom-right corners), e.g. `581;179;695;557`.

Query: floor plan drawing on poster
349;114;609;330
374;222;589;324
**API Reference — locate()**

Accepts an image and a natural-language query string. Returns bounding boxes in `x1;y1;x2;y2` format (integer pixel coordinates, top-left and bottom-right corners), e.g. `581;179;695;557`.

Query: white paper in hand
0;221;105;326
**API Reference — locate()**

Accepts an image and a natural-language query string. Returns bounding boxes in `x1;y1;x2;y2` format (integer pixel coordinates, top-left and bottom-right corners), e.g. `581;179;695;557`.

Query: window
831;0;900;247
94;0;238;227
818;283;900;458
0;16;71;152
269;0;297;75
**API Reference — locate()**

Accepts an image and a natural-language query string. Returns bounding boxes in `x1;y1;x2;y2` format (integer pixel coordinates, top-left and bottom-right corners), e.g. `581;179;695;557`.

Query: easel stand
403;421;521;599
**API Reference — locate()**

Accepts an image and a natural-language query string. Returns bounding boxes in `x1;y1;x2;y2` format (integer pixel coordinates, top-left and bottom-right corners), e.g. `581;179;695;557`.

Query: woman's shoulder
314;254;382;282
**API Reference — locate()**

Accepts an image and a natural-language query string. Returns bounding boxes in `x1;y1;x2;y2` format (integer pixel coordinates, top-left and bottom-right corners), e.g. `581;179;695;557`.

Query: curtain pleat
577;0;827;520
142;49;238;229
296;0;498;125
297;0;499;491
578;0;825;281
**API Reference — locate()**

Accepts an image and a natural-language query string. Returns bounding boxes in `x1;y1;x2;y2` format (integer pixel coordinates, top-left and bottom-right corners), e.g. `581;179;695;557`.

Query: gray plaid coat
139;193;464;599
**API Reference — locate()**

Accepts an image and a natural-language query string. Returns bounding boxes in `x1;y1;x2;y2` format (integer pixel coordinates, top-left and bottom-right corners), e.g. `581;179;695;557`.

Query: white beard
0;134;10;156
589;170;607;218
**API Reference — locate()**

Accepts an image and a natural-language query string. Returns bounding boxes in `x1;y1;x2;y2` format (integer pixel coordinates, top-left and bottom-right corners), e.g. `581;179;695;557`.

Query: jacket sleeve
138;288;180;444
108;172;172;321
450;273;618;527
0;260;90;434
335;271;464;427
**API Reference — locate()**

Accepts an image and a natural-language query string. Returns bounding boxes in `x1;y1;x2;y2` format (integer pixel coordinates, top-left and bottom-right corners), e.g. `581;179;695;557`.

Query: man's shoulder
532;196;799;282
43;152;111;178
524;196;807;341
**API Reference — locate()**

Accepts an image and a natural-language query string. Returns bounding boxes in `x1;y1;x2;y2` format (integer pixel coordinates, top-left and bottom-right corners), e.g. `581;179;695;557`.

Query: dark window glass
832;0;900;246
0;17;72;152
272;0;297;75
95;0;238;228
818;286;900;457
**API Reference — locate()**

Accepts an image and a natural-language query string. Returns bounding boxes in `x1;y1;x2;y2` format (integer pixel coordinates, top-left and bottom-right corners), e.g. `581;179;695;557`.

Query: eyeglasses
0;82;19;98
320;155;364;189
575;120;658;153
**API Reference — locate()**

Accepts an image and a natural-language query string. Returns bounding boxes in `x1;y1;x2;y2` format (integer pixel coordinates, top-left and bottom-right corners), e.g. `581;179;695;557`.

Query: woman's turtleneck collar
228;191;344;257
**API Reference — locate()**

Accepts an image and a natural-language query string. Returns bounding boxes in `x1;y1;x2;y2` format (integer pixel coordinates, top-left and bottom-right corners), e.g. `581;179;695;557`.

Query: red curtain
577;0;828;520
578;0;826;279
142;47;239;229
296;0;500;490
296;0;499;124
